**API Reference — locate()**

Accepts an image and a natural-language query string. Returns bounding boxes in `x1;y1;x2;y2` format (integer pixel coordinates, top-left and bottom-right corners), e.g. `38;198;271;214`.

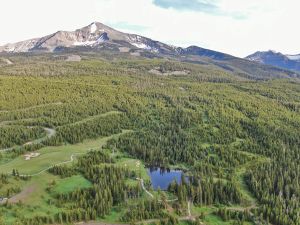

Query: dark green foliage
216;208;253;222
21;150;142;225
0;126;45;148
121;199;167;222
48;165;76;178
168;177;242;206
0;55;300;225
50;113;128;144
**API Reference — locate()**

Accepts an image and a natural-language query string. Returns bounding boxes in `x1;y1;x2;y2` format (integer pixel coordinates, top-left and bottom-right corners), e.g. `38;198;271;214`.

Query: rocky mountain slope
1;22;299;80
246;50;300;72
0;21;247;60
0;22;177;54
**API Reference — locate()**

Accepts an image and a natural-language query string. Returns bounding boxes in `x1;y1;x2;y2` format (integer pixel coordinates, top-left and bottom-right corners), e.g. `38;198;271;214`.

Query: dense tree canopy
0;55;299;225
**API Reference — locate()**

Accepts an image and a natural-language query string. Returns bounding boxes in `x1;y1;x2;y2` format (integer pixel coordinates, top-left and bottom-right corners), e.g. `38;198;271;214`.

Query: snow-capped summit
1;22;299;79
0;21;174;54
0;21;242;62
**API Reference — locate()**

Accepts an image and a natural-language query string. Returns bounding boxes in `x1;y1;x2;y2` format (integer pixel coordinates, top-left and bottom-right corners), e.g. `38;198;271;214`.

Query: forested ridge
0;55;299;225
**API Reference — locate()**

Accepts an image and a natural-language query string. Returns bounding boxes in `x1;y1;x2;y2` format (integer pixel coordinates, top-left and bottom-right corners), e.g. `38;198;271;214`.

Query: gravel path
0;127;56;152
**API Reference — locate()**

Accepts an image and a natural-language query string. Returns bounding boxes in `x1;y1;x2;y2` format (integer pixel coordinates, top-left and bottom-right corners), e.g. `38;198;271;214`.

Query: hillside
1;51;299;82
246;50;300;72
1;22;299;80
0;55;299;225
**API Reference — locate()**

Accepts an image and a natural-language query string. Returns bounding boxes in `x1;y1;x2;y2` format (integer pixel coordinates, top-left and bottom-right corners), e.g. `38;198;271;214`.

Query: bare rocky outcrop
0;22;176;54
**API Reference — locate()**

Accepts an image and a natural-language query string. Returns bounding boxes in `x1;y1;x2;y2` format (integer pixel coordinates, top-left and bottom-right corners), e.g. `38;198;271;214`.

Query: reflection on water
148;167;186;190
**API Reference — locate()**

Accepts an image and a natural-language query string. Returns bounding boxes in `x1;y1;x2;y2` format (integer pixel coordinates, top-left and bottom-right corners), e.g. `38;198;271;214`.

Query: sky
0;0;299;57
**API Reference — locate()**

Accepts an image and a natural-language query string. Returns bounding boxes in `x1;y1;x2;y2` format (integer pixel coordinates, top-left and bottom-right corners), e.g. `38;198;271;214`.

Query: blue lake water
148;167;185;190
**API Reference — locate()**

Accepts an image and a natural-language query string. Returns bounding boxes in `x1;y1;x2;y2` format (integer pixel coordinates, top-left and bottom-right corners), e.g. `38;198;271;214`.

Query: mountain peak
89;22;98;33
77;22;112;34
87;21;108;29
246;50;300;72
0;21;238;62
0;22;172;53
268;50;279;54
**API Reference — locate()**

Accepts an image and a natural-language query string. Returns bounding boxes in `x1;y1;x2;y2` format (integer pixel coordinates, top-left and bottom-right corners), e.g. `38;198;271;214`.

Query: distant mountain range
0;22;234;59
246;50;300;72
0;22;178;54
0;22;299;80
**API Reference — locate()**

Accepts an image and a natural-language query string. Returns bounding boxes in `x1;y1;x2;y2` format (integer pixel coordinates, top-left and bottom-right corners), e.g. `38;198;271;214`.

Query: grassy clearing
178;221;192;225
231;150;270;208
115;157;150;182
0;173;64;224
96;207;125;224
203;214;231;225
0;130;153;224
0;177;28;197
192;206;254;225
204;214;253;225
192;206;227;225
69;110;121;126
114;155;151;196
192;206;216;215
233;166;257;207
52;175;92;194
0;130;131;175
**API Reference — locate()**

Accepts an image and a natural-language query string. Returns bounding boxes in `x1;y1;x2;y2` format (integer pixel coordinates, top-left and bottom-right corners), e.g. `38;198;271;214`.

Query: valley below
0;53;299;225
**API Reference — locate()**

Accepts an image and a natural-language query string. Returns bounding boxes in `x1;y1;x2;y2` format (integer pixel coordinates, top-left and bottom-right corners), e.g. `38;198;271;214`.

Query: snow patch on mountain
5;46;16;52
73;40;96;46
0;21;222;57
131;42;151;50
90;23;97;33
286;54;300;61
247;55;264;63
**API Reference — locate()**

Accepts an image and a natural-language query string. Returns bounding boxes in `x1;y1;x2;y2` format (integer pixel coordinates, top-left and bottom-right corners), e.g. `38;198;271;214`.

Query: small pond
148;167;186;190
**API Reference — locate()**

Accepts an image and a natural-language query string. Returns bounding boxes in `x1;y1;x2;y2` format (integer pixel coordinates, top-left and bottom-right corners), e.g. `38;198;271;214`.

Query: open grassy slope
0;129;129;175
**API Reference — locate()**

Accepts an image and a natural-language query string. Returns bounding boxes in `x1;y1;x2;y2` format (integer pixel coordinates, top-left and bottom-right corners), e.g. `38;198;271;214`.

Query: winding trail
135;177;195;223
187;200;192;218
1;153;82;204
2;129;130;205
18;153;83;177
0;127;56;152
66;111;121;126
220;149;272;223
136;178;179;202
233;151;270;208
0;110;121;153
136;178;154;198
1;153;84;204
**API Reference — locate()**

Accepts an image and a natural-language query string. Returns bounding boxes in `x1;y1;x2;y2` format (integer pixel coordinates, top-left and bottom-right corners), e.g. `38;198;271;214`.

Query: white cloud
0;0;299;57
